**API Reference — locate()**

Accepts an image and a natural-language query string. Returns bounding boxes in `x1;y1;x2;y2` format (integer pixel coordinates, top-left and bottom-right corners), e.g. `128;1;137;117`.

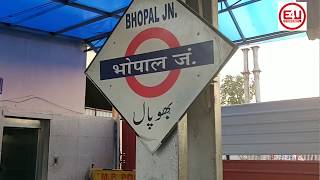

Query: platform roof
0;0;305;52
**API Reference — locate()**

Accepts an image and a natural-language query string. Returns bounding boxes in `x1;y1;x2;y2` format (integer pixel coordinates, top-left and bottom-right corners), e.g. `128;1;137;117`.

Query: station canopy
0;0;305;52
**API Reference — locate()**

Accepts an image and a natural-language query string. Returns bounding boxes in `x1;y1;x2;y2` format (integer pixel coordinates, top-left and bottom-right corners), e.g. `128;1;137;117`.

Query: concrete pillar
178;0;188;179
136;130;179;180
187;78;222;180
136;0;221;179
186;0;222;179
251;46;261;102
197;0;204;17
306;0;320;40
241;48;250;103
178;115;188;180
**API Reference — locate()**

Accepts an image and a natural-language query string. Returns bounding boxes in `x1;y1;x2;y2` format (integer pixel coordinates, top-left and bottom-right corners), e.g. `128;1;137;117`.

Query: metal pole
251;46;261;102
241;48;250;103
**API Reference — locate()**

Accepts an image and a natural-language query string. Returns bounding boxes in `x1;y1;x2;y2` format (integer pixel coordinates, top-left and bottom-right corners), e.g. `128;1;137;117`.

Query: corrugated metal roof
0;0;305;52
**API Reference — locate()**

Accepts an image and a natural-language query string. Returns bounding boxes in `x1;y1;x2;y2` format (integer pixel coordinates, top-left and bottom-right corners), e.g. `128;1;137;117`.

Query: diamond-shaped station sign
86;0;237;152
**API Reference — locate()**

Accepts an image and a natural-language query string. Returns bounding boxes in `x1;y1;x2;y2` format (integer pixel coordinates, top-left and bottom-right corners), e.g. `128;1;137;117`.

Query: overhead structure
0;0;306;52
85;0;237;152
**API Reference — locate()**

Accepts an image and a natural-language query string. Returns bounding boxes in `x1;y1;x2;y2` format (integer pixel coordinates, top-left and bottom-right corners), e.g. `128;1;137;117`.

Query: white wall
48;114;115;180
222;97;320;155
0;106;115;180
0;29;86;113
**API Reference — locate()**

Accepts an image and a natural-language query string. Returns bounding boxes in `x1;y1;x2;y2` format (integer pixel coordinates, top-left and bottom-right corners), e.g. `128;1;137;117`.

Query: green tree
220;75;255;105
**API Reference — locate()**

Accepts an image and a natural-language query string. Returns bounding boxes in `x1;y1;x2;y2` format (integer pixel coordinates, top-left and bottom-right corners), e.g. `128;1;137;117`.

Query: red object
121;121;136;170
223;160;320;180
125;27;180;98
279;2;307;30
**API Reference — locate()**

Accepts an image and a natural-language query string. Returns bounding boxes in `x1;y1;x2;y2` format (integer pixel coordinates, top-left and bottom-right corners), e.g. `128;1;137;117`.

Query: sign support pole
86;0;236;176
136;127;179;179
180;0;222;179
137;0;222;179
186;79;222;180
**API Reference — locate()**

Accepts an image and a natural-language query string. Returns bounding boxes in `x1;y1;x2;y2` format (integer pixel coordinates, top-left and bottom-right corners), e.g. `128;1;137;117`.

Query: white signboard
86;0;237;152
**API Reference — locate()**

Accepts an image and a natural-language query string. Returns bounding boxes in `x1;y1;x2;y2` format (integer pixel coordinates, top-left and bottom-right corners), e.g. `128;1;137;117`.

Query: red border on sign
125;27;181;98
278;2;306;31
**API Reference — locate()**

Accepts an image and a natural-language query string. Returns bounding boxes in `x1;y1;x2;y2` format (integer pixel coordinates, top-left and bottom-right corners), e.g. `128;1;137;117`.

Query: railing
223;155;320;161
223;160;319;180
85;107;112;118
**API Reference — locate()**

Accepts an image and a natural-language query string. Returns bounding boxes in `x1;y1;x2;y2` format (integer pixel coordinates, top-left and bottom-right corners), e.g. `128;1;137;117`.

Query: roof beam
112;6;130;15
85;32;111;42
219;0;261;14
54;14;111;34
53;6;128;35
11;3;64;24
85;46;102;52
84;31;306;51
87;42;99;53
223;0;246;42
234;31;305;45
51;0;121;18
0;22;83;42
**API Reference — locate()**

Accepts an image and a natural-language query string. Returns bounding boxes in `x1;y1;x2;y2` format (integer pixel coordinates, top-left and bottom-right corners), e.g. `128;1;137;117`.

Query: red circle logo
125;28;181;98
279;2;307;31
